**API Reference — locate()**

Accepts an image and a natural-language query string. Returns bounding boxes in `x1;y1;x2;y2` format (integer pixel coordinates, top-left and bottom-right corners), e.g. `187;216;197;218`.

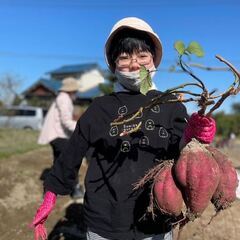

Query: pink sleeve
56;92;77;132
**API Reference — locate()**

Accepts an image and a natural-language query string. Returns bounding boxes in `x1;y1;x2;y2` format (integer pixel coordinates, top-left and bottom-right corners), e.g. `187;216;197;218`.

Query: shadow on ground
39;167;87;240
48;203;87;240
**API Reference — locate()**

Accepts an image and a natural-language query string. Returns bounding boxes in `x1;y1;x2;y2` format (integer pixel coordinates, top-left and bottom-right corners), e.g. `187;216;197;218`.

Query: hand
184;112;216;144
29;191;57;240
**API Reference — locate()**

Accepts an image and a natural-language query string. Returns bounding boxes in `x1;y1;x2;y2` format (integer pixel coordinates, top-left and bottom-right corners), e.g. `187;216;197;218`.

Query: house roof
23;78;102;99
76;86;102;99
49;63;100;75
22;78;62;95
22;62;107;99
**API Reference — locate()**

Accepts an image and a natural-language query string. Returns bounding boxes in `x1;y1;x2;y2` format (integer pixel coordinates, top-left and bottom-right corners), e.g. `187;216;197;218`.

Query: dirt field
0;138;239;240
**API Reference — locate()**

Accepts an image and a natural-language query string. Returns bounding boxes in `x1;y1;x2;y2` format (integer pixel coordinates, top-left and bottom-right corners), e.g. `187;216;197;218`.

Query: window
0;109;17;116
22;110;36;116
0;108;36;116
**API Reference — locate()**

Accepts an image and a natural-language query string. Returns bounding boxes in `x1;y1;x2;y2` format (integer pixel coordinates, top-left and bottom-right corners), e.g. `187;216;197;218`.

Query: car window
22;110;36;116
43;109;48;117
0;109;17;116
0;108;36;116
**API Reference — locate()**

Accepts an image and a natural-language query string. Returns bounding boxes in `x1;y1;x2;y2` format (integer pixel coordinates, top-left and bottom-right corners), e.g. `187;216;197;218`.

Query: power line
1;51;240;75
0;51;105;62
1;51;240;66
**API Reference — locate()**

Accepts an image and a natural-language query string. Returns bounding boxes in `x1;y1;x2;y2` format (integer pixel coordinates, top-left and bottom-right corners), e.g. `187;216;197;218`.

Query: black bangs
109;28;155;67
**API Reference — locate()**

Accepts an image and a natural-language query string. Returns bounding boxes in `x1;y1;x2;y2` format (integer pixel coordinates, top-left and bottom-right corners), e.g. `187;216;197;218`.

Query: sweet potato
154;163;183;217
174;139;220;220
206;145;239;211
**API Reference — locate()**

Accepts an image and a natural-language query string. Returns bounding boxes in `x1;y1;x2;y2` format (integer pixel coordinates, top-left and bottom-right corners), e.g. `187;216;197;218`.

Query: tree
0;73;23;105
98;70;117;95
214;111;240;137
231;103;240;114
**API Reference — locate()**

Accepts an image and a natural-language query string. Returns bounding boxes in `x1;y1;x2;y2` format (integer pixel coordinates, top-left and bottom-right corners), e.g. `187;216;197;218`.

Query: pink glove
184;112;216;144
30;191;57;240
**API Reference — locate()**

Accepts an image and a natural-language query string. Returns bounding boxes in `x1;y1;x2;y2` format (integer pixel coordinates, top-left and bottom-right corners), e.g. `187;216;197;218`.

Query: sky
0;0;240;113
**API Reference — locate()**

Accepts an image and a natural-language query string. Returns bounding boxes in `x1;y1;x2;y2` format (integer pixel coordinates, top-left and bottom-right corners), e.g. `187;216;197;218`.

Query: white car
0;105;47;130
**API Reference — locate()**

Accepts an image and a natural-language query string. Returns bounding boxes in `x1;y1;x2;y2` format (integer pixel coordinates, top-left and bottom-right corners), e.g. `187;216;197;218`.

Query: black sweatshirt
44;90;188;240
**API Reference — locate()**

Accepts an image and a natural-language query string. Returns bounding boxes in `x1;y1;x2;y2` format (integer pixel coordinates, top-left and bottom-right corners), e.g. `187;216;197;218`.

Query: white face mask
115;66;156;92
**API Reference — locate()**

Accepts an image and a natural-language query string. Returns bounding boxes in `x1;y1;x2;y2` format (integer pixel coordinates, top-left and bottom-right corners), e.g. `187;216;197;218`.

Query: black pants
50;138;69;164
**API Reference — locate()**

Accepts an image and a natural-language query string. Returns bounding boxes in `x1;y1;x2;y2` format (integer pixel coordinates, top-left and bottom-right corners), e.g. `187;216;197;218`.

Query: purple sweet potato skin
174;140;220;217
207;146;239;210
154;164;183;217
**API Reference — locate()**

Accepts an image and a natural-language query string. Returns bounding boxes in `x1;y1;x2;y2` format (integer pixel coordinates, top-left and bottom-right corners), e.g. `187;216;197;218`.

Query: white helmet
105;17;163;72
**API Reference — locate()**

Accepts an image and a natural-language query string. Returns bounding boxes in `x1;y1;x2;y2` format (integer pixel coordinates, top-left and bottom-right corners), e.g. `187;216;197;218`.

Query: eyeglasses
115;52;153;68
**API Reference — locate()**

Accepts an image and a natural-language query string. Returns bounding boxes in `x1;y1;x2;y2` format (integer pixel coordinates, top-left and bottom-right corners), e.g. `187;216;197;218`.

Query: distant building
23;63;107;107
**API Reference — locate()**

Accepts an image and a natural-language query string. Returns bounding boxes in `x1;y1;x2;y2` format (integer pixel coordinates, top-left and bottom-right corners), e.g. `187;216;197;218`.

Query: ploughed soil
0;142;239;240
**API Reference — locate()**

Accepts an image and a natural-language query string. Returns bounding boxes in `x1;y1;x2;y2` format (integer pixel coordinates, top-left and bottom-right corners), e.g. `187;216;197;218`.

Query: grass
0;128;43;159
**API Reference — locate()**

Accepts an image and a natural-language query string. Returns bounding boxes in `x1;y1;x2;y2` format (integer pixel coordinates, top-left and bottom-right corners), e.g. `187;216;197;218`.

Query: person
229;132;236;147
30;17;216;240
38;77;84;199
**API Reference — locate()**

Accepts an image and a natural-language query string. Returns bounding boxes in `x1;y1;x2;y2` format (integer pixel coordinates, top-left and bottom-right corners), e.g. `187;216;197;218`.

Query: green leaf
174;41;186;55
186;41;205;57
140;75;152;95
139;66;149;81
140;66;152;95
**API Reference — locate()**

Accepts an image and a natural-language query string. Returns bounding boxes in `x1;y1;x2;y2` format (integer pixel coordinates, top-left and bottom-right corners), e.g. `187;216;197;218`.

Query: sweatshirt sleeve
56;93;76;132
44;100;102;195
44;120;89;194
